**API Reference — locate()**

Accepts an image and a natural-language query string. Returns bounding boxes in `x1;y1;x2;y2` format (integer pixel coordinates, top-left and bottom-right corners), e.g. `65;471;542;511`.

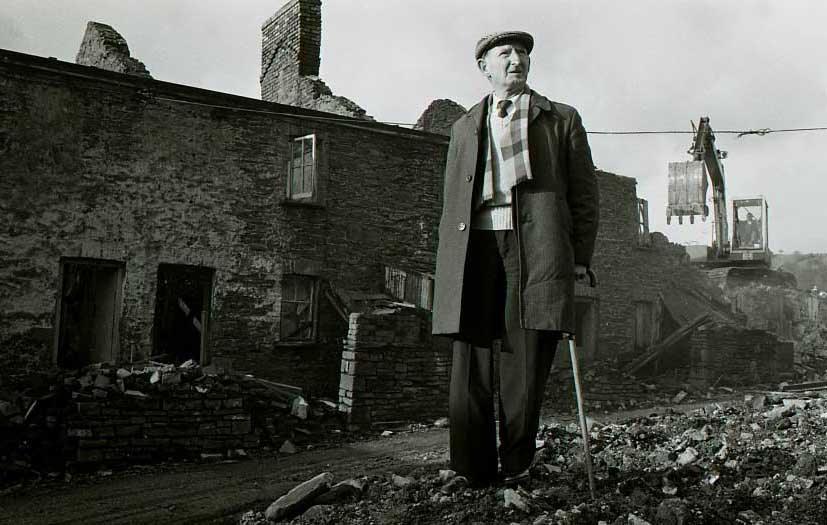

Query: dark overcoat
432;90;599;339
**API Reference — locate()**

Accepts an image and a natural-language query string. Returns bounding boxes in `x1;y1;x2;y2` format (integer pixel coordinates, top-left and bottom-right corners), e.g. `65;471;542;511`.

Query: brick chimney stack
260;0;371;119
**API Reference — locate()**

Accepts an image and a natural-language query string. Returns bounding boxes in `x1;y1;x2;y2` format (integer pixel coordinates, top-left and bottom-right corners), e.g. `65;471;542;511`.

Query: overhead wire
151;95;827;138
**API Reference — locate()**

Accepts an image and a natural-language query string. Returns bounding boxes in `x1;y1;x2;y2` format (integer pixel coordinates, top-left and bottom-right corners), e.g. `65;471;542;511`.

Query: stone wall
414;99;467;136
338;308;450;427
688;325;794;386
75;21;151;78
67;387;257;464
260;0;370;119
0;49;446;391
584;171;716;359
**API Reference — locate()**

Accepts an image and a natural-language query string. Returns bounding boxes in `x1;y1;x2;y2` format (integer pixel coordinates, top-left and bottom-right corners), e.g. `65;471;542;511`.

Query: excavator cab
731;197;770;264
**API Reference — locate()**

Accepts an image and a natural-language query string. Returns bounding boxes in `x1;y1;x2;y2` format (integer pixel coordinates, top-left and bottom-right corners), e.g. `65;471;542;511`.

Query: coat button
457;222;467;231
465;175;473;182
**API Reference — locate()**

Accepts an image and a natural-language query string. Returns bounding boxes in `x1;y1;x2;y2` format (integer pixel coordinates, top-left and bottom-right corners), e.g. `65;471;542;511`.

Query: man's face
478;42;530;94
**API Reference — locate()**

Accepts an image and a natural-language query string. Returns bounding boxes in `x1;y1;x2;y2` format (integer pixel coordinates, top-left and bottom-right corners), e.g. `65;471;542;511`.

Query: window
637;198;651;246
280;274;317;341
287;134;316;200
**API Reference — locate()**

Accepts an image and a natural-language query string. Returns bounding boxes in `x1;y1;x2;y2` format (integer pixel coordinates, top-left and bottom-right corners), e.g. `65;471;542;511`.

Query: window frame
286;134;317;201
279;274;319;343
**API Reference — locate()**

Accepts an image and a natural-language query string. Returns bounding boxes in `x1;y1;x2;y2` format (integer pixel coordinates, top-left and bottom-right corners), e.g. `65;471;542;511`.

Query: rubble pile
0;361;344;488
244;391;827;524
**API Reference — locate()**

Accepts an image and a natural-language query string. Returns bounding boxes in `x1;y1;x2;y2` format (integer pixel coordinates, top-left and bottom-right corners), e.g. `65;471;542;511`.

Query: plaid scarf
480;89;533;205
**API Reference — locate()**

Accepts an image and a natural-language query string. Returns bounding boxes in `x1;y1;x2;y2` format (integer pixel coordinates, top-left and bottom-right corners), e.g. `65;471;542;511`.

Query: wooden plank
627;313;710;374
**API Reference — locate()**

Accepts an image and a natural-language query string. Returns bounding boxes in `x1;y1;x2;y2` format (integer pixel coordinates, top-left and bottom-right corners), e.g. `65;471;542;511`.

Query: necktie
496;99;512;118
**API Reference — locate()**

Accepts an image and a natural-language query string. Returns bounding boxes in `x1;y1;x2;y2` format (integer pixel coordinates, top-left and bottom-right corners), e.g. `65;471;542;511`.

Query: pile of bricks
64;365;258;464
339;306;450;427
0;362;343;484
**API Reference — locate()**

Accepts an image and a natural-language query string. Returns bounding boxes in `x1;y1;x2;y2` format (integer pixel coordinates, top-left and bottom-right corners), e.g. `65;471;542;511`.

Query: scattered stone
502;488;529;512
291;397;308;419
438;469;456;482
279;440;297;455
301;505;335;521
656;498;689;525
676;447;699;466
264;472;334;522
672;391;688;404
782;399;808;409
314;479;364;505
94;375;111;389
544;464;562;474
391;474;415;488
628;514;652;525
793;453;817;477
440;475;468;495
737;509;763;523
763;405;794;420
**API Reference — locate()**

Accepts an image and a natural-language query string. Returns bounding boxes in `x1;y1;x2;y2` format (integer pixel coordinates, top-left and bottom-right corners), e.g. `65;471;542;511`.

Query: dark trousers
449;230;557;481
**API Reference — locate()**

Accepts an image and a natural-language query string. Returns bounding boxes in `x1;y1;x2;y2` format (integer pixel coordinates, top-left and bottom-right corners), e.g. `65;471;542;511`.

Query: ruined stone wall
260;0;370;119
75;21;152;78
338;308;451;427
414;99;467;136
0;50;446;391
688;326;794;386
586;172;705;358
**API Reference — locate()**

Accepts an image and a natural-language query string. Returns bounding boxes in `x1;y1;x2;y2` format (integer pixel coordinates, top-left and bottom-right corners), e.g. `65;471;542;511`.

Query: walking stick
568;268;597;500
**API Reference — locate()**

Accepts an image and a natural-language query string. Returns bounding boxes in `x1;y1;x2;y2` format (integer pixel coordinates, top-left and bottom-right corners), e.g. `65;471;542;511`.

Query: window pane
292;140;303;165
291;166;302;195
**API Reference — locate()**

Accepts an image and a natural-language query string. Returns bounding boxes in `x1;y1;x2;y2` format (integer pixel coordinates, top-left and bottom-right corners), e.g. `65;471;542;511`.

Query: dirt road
0;400;738;525
0;429;450;525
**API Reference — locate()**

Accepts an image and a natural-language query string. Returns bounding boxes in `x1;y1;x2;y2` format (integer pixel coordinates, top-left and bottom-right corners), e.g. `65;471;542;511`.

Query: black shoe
501;467;530;487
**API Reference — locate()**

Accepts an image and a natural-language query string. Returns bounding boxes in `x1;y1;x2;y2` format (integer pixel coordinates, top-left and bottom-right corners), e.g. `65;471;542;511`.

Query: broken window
280;274;317;342
152;264;214;365
637;198;650;246
56;258;124;368
287;134;316;200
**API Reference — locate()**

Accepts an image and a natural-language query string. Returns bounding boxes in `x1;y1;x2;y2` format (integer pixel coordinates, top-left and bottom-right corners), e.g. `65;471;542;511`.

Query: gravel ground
240;391;827;525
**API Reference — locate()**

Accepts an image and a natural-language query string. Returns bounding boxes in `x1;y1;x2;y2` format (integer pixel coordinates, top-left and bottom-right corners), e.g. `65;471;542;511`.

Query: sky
2;0;826;253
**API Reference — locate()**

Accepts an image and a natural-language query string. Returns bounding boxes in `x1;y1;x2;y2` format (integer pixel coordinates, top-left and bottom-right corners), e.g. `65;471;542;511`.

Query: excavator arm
689;117;730;259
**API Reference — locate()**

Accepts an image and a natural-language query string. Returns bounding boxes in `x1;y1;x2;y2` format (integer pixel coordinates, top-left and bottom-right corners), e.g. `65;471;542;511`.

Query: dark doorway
152;264;214;364
57;259;124;368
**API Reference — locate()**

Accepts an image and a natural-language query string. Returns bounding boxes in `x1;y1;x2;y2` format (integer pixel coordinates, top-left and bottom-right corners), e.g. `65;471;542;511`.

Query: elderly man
432;31;599;486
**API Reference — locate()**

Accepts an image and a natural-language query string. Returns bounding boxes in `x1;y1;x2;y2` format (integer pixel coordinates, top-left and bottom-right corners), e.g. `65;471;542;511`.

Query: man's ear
477;57;489;78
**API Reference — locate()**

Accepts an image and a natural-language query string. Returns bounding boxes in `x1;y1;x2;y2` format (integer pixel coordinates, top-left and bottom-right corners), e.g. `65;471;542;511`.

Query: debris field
239;387;827;524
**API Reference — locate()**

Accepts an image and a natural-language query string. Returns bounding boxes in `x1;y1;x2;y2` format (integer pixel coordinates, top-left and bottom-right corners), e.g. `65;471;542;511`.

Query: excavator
667;117;771;269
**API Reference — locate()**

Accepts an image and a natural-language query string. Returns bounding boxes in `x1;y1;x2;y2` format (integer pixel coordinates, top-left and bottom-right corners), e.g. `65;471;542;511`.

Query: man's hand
574;264;588;283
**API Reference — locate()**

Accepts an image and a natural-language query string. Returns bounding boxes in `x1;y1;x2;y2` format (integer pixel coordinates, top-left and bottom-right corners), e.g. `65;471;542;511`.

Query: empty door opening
153;264;214;364
57;258;124;368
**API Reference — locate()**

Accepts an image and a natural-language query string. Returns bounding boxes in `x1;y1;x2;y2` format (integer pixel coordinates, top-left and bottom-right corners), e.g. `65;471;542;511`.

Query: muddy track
0;430;450;525
0;401;736;525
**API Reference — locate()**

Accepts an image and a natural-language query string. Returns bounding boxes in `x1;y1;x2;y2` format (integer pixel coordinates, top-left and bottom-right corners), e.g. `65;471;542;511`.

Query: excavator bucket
667;160;709;225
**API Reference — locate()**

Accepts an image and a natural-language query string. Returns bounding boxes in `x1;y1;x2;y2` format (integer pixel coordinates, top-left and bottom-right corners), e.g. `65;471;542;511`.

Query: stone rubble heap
241;388;827;524
0;361;343;488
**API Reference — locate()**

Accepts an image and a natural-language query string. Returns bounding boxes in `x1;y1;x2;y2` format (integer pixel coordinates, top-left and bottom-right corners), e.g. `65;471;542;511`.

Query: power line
152;96;827;137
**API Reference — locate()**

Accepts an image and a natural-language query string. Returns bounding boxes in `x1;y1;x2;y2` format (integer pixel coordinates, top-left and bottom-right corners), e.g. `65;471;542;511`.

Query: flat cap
475;31;534;60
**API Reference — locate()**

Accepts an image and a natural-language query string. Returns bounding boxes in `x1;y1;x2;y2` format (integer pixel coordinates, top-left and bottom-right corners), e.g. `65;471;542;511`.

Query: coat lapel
528;90;552;125
464;94;489;137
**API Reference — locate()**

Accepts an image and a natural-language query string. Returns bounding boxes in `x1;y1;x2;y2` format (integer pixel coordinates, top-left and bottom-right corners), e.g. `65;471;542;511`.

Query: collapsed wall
260;0;371;119
75;22;152;78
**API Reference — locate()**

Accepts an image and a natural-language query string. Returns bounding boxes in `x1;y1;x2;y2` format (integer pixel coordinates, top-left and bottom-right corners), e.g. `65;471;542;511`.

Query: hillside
773;253;827;290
